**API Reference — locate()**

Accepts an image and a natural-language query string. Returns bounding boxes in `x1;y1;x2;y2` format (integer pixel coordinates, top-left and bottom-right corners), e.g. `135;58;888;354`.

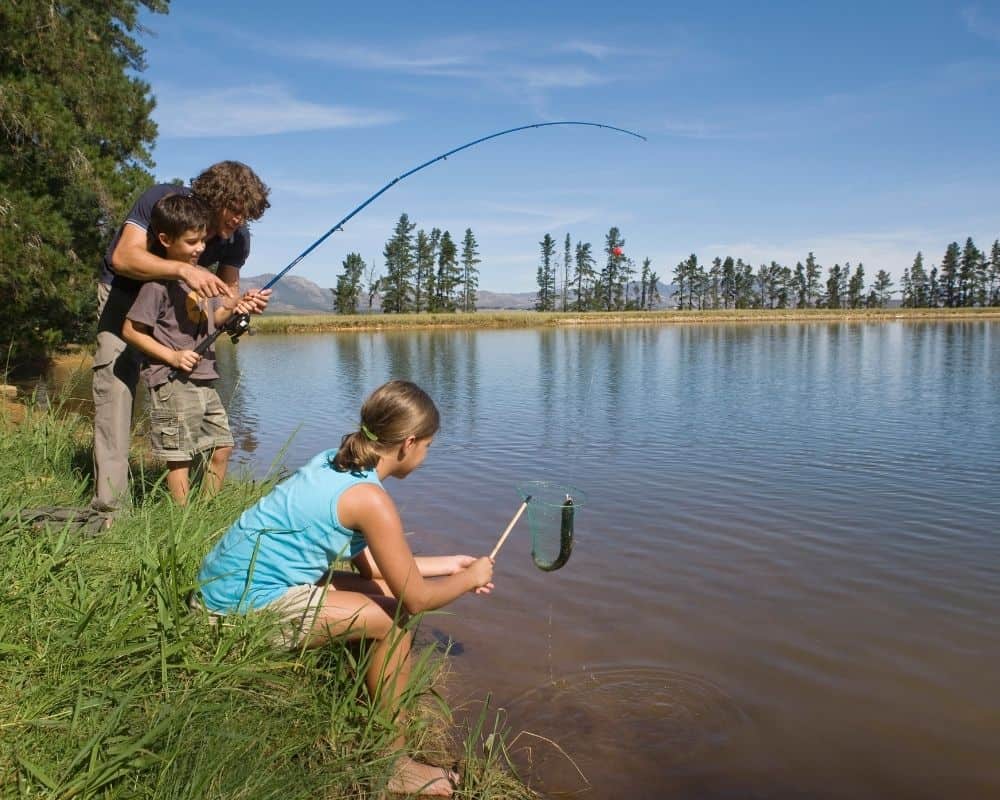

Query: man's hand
171;349;202;373
180;264;233;299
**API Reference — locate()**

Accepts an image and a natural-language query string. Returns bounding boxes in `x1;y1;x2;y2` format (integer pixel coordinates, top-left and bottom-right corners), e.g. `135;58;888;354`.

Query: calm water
52;322;1000;797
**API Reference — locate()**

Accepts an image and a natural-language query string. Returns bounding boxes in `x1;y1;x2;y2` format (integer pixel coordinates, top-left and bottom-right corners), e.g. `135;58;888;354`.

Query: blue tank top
198;449;381;612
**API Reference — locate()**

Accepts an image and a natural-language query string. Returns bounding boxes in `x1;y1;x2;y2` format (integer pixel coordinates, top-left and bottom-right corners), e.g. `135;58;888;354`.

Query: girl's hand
447;555;477;574
465;556;494;593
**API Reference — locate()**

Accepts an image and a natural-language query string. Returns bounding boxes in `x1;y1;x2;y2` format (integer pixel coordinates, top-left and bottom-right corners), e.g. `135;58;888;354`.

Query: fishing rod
169;121;645;380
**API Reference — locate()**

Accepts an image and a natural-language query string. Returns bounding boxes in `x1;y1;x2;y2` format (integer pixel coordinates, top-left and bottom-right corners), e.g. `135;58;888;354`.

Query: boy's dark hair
191;160;270;221
147;193;210;256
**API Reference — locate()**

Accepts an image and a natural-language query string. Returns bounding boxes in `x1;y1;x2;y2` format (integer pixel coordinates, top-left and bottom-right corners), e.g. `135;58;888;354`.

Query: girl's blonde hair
333;380;440;473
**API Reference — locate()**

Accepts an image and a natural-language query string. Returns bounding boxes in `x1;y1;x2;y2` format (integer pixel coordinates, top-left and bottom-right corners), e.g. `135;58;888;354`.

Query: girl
197;380;493;797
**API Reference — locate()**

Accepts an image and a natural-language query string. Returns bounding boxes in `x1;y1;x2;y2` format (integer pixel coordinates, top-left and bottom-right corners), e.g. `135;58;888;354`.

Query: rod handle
490;496;531;559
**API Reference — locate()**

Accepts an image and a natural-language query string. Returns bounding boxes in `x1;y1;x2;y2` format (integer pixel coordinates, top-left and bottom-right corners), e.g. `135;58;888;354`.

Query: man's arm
111;224;232;298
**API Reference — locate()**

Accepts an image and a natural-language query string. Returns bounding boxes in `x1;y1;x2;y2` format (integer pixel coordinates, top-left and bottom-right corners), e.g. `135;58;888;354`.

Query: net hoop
516;482;585;571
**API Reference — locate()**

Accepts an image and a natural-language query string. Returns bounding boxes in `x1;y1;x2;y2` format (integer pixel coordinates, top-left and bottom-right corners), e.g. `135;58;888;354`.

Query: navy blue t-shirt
98;183;252;334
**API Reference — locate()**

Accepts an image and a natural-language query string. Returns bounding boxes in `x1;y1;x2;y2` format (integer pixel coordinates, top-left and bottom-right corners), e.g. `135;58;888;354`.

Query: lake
48;321;1000;798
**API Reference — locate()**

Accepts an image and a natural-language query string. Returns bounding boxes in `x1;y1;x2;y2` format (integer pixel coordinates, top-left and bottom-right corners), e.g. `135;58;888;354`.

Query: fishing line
168;121;645;380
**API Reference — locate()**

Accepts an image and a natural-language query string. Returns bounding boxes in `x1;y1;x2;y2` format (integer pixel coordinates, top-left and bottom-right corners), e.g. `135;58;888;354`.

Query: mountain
239;274;676;313
240;274;334;313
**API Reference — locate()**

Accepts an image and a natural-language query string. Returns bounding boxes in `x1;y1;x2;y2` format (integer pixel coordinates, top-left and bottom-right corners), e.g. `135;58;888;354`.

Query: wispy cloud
558;40;615;59
961;6;1000;43
154;84;401;138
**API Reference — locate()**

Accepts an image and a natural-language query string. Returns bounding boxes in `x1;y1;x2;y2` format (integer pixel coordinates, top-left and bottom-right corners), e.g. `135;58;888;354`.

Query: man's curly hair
190;161;271;221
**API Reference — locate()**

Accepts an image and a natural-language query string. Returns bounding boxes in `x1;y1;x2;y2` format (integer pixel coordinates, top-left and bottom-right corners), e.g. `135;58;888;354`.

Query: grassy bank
252;306;1000;335
0;404;531;798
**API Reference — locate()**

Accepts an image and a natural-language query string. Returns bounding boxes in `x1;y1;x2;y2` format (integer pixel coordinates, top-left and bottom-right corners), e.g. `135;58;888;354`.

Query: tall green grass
0;402;533;798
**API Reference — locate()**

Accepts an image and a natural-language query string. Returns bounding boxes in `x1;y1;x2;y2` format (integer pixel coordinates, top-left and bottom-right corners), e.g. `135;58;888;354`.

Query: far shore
252;306;1000;334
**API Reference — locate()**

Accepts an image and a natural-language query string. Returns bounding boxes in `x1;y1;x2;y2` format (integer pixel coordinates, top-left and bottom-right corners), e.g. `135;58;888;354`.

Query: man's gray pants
91;282;140;512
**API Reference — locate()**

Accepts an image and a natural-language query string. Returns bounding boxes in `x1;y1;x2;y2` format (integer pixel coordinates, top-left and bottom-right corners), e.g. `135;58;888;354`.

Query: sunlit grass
0;402;534;798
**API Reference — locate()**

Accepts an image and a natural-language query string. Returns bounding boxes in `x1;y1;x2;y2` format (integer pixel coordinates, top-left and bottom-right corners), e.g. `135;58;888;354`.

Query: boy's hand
179;264;233;299
172;349;202;373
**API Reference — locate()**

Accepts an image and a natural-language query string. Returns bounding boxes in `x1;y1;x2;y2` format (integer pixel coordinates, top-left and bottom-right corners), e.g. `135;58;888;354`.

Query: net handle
489;496;532;559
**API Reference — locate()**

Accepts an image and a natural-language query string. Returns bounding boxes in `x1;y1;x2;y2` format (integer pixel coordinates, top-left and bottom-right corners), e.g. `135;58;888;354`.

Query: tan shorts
148;380;234;461
190;585;328;649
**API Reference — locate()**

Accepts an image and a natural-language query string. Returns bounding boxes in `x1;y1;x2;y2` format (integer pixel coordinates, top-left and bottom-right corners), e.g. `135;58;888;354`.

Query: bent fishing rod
169;121;645;381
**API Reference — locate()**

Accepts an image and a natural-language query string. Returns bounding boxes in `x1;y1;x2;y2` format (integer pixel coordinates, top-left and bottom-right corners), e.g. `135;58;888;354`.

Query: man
92;160;271;513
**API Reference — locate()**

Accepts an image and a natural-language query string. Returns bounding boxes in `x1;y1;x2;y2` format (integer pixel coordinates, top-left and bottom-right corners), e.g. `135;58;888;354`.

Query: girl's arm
340;484;493;614
352;549;475;579
122;319;201;374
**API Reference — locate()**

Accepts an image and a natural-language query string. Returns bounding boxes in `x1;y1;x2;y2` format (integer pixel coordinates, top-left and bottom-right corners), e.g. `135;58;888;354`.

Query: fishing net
516;481;585;571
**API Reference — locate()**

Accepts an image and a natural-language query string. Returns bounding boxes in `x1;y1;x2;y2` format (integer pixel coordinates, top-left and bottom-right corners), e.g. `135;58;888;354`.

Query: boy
122;193;262;505
92;160;271;513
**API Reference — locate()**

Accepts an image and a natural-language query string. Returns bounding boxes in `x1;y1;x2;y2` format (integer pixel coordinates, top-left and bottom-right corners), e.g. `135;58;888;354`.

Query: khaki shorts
148;380;234;461
190;585;329;649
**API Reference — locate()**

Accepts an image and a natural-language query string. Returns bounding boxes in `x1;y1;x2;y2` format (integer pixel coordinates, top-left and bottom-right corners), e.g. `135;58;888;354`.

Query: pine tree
793;261;807;307
909;252;929;307
573;241;596;310
872;269;894;307
381;213;416;313
460;228;481;312
599;228;625;310
988;241;1000;306
413;230;434;313
959;237;981;307
720;257;736;309
333;253;366;314
939;242;960;307
847;262;865;308
535;233;557;311
0;0;167;362
805;252;822;307
435;230;459;311
646;268;662;309
708;257;723;309
824;264;842;309
561;233;572;311
424;228;441;311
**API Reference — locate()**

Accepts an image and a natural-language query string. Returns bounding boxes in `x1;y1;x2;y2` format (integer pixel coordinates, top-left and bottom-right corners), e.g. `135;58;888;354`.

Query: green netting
516;481;586;571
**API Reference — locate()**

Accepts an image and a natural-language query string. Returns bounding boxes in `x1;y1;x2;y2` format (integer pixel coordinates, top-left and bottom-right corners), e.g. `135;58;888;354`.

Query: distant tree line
535;227;662;311
900;238;1000;308
535;233;1000;312
333;213;480;314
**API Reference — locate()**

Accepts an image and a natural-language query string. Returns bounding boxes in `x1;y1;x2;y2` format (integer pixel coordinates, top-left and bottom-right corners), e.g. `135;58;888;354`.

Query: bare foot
387;755;457;797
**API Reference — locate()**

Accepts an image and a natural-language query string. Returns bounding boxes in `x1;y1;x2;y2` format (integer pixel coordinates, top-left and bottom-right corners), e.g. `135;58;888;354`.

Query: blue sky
137;1;1000;293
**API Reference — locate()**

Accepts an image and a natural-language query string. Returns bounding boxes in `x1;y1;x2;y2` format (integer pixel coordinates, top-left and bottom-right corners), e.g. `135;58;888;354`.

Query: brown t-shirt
127;280;223;388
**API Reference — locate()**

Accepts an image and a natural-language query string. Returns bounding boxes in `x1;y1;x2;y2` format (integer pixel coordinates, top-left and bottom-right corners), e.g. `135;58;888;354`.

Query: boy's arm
112;224;232;299
122;319;201;374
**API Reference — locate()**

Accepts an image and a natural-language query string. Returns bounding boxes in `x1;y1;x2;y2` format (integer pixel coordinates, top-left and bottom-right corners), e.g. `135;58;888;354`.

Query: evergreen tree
872;269;894;307
424;228;441;311
535;233;557;311
939;242;960;307
413;230;433;313
900;267;913;308
846;262;865;308
646;268;662;309
805;252;822;307
573;241;596;311
671;257;689;310
381;213;416;313
824;264;842;309
909;252;929;307
720;256;736;309
561;233;572;311
599;228;625;310
435;230;459;311
793;261;808;308
988;240;1000;306
929;266;940;307
333;253;366;314
0;0;167;362
708;257;723;309
735;259;756;308
365;258;381;312
460;228;480;312
959;237;981;307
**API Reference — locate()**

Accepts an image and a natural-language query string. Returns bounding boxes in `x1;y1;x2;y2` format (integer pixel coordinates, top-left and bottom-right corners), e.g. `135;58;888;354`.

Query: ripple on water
502;666;753;797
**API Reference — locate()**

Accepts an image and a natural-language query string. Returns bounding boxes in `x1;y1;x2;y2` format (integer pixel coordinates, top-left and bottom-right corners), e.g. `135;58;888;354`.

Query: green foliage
334;253;367;314
0;0;165;365
535;234;556;311
461;228;481;312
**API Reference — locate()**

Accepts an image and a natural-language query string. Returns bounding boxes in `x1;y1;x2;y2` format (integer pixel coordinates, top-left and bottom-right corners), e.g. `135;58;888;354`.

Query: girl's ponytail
333;380;440;473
